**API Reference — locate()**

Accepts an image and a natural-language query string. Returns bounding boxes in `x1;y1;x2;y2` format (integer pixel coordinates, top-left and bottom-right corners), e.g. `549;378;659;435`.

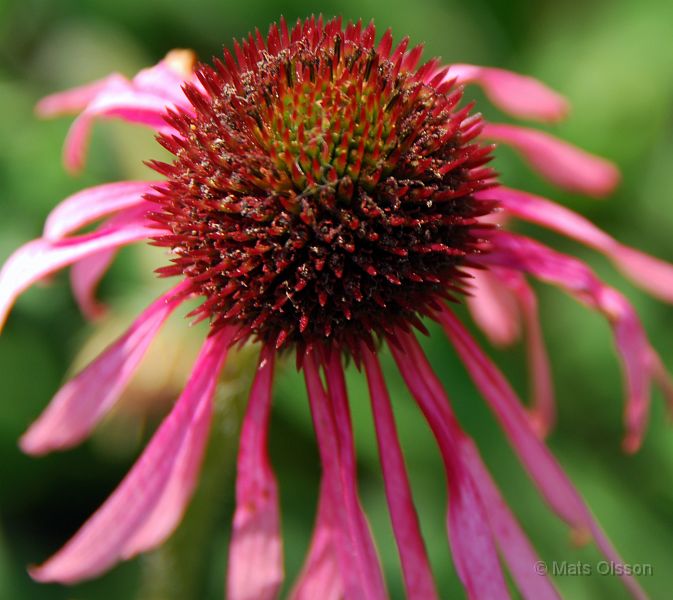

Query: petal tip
569;526;592;548
27;562;58;584
527;409;552;439
19;423;64;456
34;98;58;119
18;433;41;456
622;432;642;454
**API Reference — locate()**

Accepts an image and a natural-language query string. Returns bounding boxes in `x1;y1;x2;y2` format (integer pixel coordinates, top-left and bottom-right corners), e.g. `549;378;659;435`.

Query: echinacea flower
2;15;672;599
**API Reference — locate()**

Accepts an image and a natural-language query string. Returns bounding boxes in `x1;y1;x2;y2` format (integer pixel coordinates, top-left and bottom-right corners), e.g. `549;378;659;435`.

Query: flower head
149;20;495;352
2;15;672;600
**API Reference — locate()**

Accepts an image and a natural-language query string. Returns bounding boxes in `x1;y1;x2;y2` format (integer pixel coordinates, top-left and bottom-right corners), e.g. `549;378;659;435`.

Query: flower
2;15;672;599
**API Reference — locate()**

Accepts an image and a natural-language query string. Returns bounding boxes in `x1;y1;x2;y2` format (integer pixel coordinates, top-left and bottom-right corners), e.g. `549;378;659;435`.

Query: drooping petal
650;354;673;418
460;437;561;600
304;351;387;600
65;203;158;319
322;352;388;597
494;268;555;437
389;336;510;600
394;333;560;600
0;215;154;333
448;64;569;122
289;480;343;600
120;328;235;558
70;248;118;320
361;345;439;600
35;75;127;117
227;347;283;600
444;463;510;600
37;52;195;173
131;49;197;106
63;89;175;173
30;327;234;583
20;281;190;455
478;186;673;304
482;124;620;197
436;307;648;600
466;269;522;347
44;181;156;240
482;231;670;451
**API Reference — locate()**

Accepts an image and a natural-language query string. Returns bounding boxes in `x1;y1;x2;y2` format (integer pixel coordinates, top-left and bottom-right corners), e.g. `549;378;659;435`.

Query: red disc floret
148;16;496;353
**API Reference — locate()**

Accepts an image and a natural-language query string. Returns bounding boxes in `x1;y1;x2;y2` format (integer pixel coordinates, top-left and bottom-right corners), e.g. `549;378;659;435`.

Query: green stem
136;347;257;600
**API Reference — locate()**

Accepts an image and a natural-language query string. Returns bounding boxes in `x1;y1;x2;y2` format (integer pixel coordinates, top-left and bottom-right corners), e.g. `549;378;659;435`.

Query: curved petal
362;345;439;600
65;203;157;319
30;326;234;583
20;281;190;455
63;90;175;173
466;269;522;347
482;124;620;197
322;352;388;598
45;181;156;240
35;74;127;117
394;334;560;600
461;438;561;600
436;307;648;600
227;348;283;600
389;337;510;600
289;480;343;600
448;64;568;122
70;248;118;320
120;327;235;557
0;216;154;333
37;51;196;173
483;232;670;451
495;268;555;437
304;351;387;600
132;49;197;105
478;186;673;304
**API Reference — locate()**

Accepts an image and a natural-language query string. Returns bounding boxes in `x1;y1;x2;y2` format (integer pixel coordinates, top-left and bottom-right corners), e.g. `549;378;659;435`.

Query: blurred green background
1;0;673;598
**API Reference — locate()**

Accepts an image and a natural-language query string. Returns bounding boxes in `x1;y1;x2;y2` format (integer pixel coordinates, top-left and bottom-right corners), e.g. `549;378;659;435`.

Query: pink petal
66;204;158;319
389;336;510;600
70;248;118;320
482;124;620;197
483;232;669;452
20;281;190;455
613;246;673;305
0;216;154;333
132;50;197;106
289;480;343;600
650;354;673;418
466;269;522;347
38;52;195;174
361;346;439;600
322;352;388;596
495;268;555;437
30;327;234;583
63;89;175;173
44;181;156;240
460;438;561;600
448;64;569;122
436;307;648;600
304;351;387;600
35;74;127;117
227;347;283;600
444;467;510;600
478;186;673;304
393;333;560;600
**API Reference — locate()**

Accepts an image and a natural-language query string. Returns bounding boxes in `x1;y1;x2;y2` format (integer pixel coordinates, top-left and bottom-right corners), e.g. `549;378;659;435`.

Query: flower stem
136;349;256;600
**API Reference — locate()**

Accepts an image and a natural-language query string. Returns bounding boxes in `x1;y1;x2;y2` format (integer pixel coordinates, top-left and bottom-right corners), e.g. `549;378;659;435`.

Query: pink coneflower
2;16;672;599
